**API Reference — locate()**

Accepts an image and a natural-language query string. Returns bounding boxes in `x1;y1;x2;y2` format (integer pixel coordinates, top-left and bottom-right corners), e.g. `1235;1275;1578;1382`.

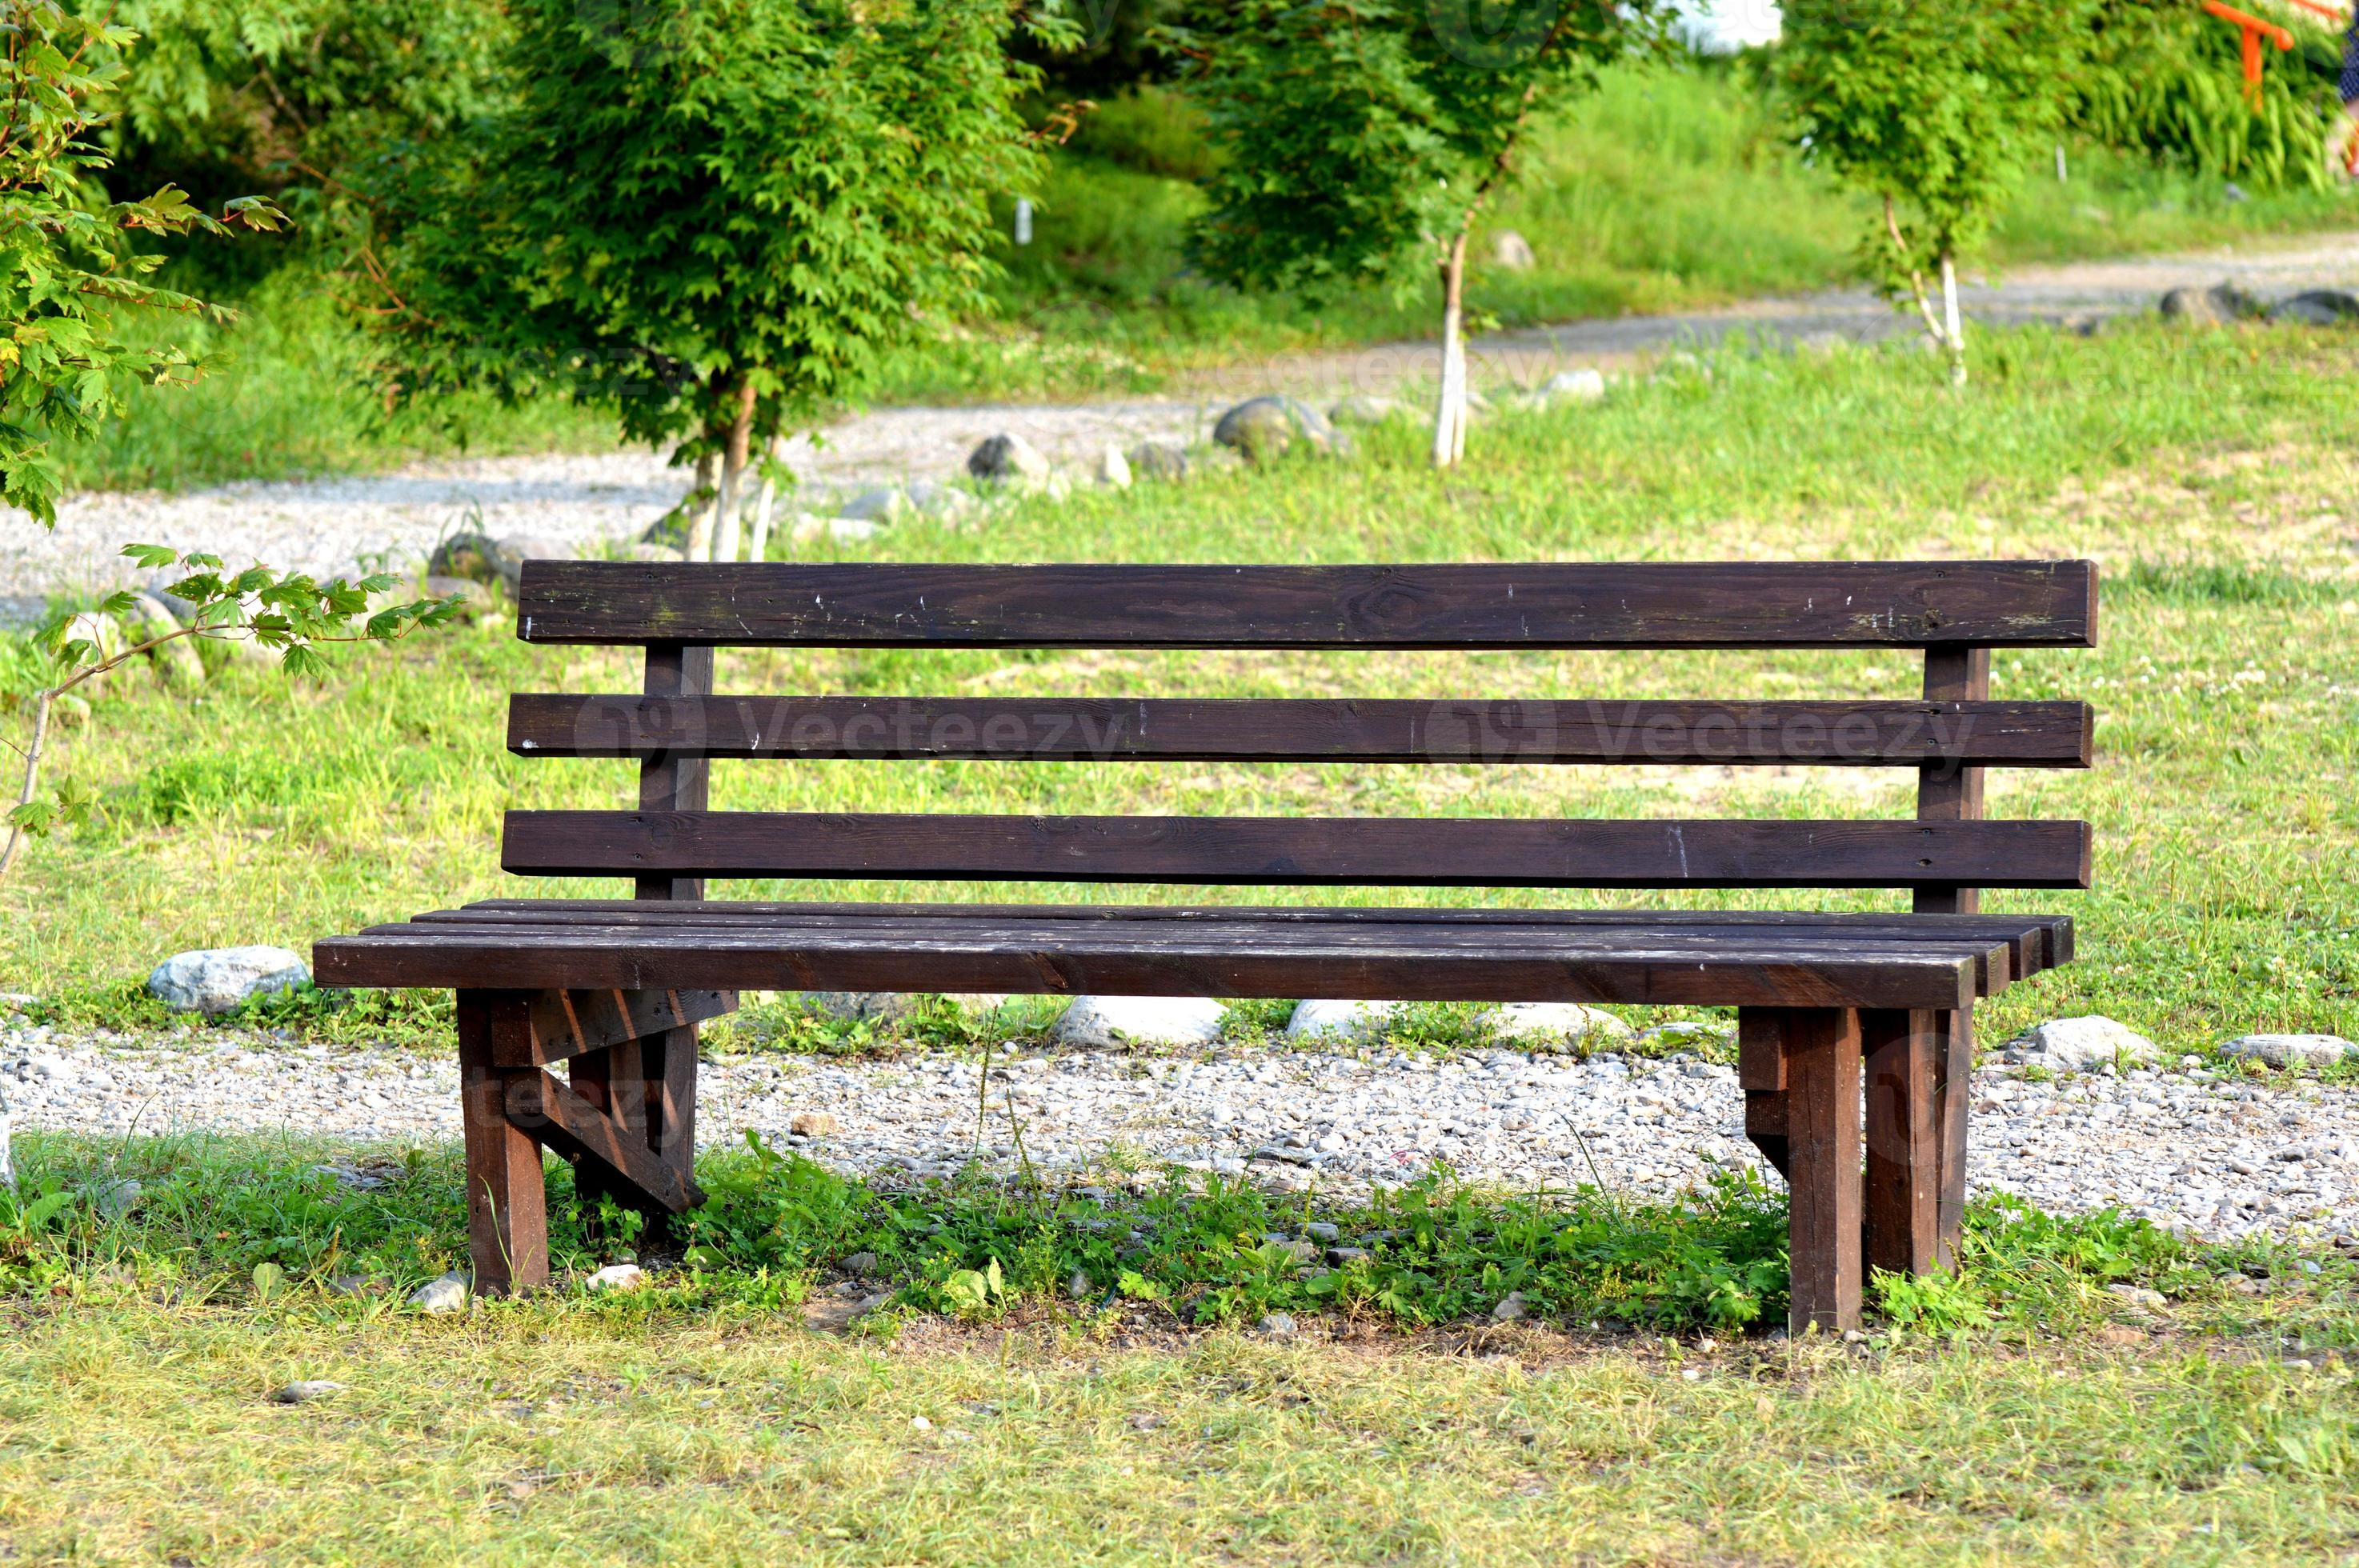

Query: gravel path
10;231;2357;605
10;1025;2353;1244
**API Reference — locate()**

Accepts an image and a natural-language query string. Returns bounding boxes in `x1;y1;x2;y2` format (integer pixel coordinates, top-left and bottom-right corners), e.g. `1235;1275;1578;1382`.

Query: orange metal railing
2201;0;2296;108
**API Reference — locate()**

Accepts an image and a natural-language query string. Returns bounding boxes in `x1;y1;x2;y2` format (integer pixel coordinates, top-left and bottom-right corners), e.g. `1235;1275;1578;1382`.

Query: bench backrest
504;561;2097;913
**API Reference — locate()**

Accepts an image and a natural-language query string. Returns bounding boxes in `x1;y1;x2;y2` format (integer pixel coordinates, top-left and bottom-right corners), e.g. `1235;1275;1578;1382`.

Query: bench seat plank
441;898;2075;974
313;906;2039;1009
499;810;2093;890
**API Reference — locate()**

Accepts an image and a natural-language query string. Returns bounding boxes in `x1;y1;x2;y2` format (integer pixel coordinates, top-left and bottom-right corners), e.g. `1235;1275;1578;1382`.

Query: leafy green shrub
2073;0;2339;192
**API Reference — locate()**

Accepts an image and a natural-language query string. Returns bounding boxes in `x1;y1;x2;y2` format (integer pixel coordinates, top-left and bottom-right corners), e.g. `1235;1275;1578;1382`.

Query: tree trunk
746;440;779;564
711;378;758;563
0;690;53;882
1940;251;1966;388
1429;230;1471;469
683;450;719;561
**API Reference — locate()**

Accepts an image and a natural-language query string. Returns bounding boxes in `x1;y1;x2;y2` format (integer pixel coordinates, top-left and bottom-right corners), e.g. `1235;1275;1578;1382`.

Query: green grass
2;1131;2355;1565
10;320;2357;1052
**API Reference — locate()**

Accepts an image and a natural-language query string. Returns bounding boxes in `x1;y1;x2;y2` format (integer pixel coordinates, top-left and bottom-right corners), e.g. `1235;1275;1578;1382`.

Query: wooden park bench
314;559;2096;1332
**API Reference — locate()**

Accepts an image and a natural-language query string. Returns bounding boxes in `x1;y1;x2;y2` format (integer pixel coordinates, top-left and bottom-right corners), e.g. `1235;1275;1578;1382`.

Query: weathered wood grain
515;561;2099;649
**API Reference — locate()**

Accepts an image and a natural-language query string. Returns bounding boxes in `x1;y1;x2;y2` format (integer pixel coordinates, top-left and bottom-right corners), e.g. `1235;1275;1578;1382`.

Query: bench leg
1863;1008;1941;1279
569;1038;646;1237
1738;1011;1791;1179
1933;1004;1974;1272
637;1025;700;1247
1746;1006;1864;1335
456;991;549;1296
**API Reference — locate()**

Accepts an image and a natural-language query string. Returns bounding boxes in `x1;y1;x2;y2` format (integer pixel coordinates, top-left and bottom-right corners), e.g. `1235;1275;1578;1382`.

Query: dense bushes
2073;0;2343;190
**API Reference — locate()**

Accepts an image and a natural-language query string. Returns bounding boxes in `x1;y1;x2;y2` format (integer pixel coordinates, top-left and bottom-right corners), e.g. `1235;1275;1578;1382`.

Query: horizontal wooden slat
499;811;2093;890
453;898;2072;968
318;923;1981;1010
511;695;2094;768
514;561;2098;650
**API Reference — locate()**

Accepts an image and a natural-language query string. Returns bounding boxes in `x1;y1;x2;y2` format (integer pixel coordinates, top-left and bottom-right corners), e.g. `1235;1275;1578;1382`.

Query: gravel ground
8;1023;2353;1244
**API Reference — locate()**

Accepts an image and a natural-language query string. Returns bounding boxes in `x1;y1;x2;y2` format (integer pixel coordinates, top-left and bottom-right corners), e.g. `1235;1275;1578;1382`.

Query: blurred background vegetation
46;0;2359;493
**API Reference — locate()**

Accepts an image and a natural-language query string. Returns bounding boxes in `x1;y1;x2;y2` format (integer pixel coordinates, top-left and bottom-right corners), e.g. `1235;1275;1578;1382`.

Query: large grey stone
1284;998;1401;1043
2220;1034;2357;1070
146;946;310;1016
2159;282;2261;325
1212;396;1344;462
967;433;1052;486
2268;290;2359;326
428;532;574;592
122;594;204;688
2009;1015;2155;1071
1053;995;1224;1050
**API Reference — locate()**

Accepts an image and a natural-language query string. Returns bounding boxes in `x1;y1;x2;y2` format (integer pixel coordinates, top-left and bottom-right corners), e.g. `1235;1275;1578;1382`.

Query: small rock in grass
327;1274;383;1298
1212;396;1344;462
903;478;979;522
1490;1002;1632;1050
1302;1222;1340;1243
2159;282;2261;325
1127;438;1189;481
1253;1311;1298;1339
82;1178;142;1222
790;1110;841;1138
408;1273;471;1314
1491;1291;1528;1323
272;1380;344;1404
1329;394;1407;426
843;1252;880;1277
910;1414;934;1432
1326;1246;1370;1266
1284;998;1401;1044
1090;443;1132;490
2220;1034;2357;1070
146;946;311;1016
789;514;882;545
2009;1015;2155;1071
1053;995;1224;1050
2106;1283;2167;1309
1067;1268;1091;1301
1491;229;1536;270
799;991;916;1023
967;433;1052;487
587;1263;647;1294
1538;368;1607;405
1635;1020;1735;1052
837;486;909;522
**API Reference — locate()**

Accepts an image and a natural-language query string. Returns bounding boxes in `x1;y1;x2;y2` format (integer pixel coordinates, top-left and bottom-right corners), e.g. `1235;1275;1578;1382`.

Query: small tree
359;0;1068;556
0;1;285;522
1167;0;1651;467
1775;0;2090;386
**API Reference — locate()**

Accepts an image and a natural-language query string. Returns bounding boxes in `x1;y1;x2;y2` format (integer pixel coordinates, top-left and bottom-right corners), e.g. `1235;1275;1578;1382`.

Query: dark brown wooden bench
315;559;2097;1332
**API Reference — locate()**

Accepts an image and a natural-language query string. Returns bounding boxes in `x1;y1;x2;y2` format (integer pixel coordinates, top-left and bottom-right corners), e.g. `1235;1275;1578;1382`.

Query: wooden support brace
511;1068;703;1214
